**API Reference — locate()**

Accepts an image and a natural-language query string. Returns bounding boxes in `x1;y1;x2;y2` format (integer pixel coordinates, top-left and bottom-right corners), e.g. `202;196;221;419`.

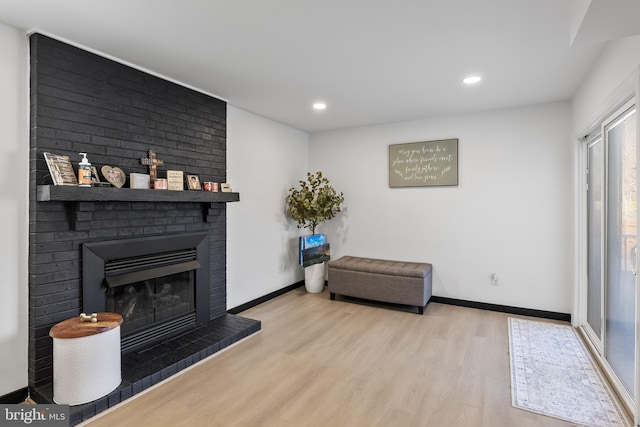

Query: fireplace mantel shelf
36;185;240;203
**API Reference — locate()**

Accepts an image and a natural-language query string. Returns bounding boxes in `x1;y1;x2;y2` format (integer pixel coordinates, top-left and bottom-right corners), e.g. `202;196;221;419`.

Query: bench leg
330;292;336;300
418;305;424;315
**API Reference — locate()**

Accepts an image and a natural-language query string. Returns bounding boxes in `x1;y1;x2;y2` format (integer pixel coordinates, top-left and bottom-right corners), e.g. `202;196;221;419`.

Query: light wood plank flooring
83;288;613;427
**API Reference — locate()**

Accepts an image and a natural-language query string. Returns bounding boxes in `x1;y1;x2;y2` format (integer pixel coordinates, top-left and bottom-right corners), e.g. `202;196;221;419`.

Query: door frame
583;135;604;355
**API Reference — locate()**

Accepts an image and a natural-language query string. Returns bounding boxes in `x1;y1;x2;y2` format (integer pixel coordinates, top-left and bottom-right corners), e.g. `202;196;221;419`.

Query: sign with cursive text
389;139;458;187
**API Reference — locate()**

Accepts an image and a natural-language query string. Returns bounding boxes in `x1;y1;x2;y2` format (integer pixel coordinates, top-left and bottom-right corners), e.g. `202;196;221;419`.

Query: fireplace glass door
108;271;195;337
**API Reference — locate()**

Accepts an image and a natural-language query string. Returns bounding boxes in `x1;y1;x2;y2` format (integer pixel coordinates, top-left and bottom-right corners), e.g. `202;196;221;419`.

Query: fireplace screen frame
82;232;210;342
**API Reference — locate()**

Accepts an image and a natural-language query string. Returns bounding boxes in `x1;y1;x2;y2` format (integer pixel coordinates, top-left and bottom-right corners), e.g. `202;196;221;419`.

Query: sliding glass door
584;101;637;404
604;104;637;399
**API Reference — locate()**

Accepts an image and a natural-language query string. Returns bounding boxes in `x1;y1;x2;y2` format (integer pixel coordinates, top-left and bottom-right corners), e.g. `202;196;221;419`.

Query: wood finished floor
84;289;608;427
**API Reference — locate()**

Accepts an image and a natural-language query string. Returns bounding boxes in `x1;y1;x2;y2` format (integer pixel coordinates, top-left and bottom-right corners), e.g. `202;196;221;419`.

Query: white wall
0;23;29;396
310;102;573;313
572;35;640;134
227;106;309;309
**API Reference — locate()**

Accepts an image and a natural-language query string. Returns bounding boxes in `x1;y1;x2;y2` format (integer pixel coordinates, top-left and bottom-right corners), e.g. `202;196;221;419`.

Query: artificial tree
286;171;344;235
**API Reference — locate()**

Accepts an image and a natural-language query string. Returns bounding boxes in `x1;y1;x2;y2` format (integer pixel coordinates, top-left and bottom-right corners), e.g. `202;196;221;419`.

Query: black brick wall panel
28;34;229;387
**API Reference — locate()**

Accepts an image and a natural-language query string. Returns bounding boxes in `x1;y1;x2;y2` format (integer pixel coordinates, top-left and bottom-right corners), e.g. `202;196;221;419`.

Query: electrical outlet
491;273;499;286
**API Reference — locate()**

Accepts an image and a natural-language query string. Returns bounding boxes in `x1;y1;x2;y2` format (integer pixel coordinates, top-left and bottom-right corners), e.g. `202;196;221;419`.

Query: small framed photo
186;174;202;190
91;166;101;183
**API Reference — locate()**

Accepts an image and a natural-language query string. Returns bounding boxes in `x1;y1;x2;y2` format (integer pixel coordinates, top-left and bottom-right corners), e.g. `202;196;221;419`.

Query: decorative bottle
78;152;92;187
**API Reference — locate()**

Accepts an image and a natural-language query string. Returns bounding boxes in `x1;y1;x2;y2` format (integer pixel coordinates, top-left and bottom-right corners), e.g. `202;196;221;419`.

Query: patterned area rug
508;318;629;426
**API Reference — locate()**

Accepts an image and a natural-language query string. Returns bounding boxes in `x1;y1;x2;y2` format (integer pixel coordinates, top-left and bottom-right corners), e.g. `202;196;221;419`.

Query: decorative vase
304;262;325;293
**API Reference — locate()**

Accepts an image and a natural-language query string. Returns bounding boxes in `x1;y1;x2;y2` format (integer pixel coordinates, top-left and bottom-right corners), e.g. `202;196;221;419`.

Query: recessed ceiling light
313;102;327;110
463;75;482;85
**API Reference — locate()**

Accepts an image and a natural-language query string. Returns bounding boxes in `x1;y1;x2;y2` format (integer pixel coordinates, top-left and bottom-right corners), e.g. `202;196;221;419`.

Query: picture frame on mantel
388;138;458;187
186;174;202;190
43;152;78;186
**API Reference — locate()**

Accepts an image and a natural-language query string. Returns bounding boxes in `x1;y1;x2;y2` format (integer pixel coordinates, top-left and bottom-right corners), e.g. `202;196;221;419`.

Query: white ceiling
0;0;630;132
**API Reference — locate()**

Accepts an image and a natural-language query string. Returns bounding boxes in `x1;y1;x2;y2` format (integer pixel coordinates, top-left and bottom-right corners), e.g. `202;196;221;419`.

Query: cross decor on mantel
140;150;164;188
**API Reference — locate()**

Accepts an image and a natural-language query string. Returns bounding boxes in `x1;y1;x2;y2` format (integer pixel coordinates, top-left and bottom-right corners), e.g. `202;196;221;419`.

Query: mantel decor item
43;152;78;186
101;166;126;188
203;182;218;192
167;170;184;191
140;150;164;188
287;171;344;293
77;153;92;187
129;173;150;189
91;166;100;184
186;174;201;191
389;138;458;187
154;178;168;190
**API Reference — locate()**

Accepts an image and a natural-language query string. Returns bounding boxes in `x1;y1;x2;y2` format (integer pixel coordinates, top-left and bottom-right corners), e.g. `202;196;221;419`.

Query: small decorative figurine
79;312;98;323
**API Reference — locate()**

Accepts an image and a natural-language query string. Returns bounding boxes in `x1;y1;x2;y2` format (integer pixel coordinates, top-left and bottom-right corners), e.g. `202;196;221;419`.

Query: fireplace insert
83;232;210;352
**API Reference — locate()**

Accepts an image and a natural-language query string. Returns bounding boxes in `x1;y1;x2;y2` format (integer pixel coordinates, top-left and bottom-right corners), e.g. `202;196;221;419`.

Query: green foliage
286;171;344;234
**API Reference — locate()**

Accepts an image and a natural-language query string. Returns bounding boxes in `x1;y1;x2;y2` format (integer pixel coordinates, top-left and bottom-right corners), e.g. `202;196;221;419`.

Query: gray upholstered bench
328;256;432;314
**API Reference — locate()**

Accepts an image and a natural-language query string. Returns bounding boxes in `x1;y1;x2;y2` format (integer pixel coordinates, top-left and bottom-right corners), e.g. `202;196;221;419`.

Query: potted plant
286;171;344;292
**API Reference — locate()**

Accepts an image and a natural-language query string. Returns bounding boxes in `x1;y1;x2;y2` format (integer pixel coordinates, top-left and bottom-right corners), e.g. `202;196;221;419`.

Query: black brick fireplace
28;34;260;424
